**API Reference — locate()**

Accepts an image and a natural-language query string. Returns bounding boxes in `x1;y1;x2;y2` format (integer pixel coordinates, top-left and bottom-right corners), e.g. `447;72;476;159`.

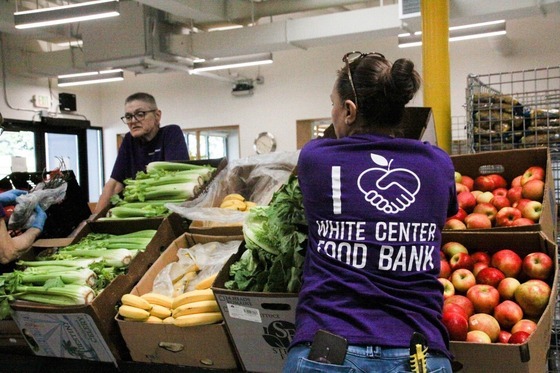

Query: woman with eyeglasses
283;52;457;372
93;92;189;215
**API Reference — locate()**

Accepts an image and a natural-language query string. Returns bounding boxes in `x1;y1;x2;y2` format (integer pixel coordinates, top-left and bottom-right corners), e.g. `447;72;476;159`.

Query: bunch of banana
219;193;256;211
118;273;223;327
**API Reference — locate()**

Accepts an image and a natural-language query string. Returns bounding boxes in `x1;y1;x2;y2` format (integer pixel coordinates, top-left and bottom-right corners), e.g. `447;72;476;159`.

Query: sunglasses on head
342;51;385;108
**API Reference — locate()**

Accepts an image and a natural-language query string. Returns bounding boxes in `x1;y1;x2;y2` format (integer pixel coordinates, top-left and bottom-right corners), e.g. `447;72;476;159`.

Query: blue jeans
282;343;452;373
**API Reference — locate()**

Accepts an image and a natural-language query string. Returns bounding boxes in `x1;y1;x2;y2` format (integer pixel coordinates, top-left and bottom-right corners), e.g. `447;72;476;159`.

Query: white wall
1;12;559;199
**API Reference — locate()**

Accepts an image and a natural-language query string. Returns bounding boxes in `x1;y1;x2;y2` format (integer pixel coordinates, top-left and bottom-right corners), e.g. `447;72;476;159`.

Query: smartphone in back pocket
307;329;348;365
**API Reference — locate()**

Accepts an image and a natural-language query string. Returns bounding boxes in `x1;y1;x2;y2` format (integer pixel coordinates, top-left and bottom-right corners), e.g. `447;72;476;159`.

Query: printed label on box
227;303;262;323
11;311;116;364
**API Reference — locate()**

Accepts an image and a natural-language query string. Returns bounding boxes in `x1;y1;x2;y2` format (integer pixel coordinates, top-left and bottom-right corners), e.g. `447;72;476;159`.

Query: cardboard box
212;245;298;373
117;232;243;369
451;147;557;241
9;215;183;364
443;231;558;373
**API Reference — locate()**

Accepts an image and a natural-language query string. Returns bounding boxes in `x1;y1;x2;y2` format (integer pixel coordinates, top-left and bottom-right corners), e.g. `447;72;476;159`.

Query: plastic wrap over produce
167;151;299;224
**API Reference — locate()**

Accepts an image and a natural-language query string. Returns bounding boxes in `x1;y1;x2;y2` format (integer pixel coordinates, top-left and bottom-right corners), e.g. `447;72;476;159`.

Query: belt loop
372;346;381;357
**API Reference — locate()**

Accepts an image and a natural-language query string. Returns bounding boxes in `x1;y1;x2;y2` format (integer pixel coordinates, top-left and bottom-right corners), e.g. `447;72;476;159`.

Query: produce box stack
212;175;306;373
442;147;558;372
116;232;243;370
5;214;183;364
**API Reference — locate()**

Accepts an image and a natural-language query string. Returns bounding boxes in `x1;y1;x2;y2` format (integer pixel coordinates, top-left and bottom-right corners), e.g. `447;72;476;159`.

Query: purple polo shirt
111;124;189;183
293;133;458;359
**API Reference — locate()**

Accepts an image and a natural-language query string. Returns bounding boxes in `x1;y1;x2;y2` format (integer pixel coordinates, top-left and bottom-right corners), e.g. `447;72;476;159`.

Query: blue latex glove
0;189;27;205
30;205;47;231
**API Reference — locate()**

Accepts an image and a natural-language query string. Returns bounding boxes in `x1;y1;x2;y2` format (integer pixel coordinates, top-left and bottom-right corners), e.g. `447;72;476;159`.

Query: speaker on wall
59;93;77;112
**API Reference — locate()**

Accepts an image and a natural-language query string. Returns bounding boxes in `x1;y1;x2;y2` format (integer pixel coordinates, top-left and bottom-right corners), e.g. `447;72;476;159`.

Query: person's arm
94;178;124;214
1;205;46;264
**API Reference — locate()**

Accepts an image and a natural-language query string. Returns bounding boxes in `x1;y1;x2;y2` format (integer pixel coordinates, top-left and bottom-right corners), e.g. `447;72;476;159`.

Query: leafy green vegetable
226;175;307;293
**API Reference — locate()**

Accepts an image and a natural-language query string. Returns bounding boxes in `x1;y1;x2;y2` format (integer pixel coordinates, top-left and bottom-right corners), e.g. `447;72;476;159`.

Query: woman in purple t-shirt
93;92;189;215
284;53;458;372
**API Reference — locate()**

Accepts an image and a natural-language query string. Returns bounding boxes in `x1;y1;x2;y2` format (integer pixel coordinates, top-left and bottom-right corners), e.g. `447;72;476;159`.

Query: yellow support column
421;0;451;153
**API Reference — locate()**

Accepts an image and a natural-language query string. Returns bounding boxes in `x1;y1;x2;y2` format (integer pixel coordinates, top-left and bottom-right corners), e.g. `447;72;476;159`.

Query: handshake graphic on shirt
358;154;421;214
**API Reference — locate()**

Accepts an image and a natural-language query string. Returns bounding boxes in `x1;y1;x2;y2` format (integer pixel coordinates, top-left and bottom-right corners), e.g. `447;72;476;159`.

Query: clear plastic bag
8;181;67;230
167;151;299;224
151;240;241;297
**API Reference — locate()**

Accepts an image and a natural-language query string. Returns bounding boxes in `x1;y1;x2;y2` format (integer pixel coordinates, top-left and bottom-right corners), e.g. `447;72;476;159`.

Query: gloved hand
0;189;27;205
30;205;47;232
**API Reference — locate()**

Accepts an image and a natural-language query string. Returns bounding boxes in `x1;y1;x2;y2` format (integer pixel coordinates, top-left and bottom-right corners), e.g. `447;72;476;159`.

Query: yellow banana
195;273;218;290
172;288;215;309
172;300;220;318
119;305;150;321
222;193;245;202
163;316;175;324
150;304;172;319
244;201;257;210
146;315;164;324
121;293;152;311
220;199;247;210
173;312;223;327
141;292;173;309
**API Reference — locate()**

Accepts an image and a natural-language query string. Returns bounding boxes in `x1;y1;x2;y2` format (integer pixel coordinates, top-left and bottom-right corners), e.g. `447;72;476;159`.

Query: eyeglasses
120;110;157;124
342;51;385;108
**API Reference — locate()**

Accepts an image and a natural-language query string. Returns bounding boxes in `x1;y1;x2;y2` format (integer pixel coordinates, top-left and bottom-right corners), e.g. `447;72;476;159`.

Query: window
183;126;239;160
0;130;36;179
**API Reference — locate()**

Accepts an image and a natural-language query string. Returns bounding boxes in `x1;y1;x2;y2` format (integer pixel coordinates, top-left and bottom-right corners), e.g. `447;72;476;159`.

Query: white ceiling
0;0;559;78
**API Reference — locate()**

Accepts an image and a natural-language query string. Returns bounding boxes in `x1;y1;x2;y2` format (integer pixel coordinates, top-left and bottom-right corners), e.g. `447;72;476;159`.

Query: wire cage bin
466;66;560;154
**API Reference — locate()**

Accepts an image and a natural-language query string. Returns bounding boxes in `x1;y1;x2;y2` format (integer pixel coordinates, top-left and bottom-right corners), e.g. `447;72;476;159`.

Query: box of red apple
440;230;558;373
448;147;556;241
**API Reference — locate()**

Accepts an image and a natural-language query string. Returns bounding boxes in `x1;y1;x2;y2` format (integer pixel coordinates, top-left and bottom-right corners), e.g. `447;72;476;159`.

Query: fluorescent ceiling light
58;69;124;87
207;24;243;32
191;53;273;73
398;20;506;48
14;0;119;30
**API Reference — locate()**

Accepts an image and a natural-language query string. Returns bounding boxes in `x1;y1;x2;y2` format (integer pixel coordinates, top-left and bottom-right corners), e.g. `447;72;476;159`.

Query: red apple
493;300;524;330
444;295;475;317
508;331;531;344
439;260;452;279
473;202;498;222
475;267;505;288
514;198;532;211
491;249;523;278
451;268;477;293
467;284;500;314
442;242;469;259
511;217;535;227
507;186;523;205
442;310;469;341
468;313;501;342
466;330;492;343
495;207;522;227
444;218;467;230
498;330;512;344
519;200;542;222
491;195;511;210
456;182;469;194
450;252;475;271
497;277;521;301
461;175;474;191
443;303;469;321
471;251;491;265
514;279;551;318
520;166;545;186
474;175;496;192
447;207;468;222
492;186;508;198
457;191;477;212
472;261;489;277
439;278;455;299
511;319;537;335
476;191;495;204
522;252;553;280
488;174;508;189
511;175;523;188
522;179;545;201
464;213;492;229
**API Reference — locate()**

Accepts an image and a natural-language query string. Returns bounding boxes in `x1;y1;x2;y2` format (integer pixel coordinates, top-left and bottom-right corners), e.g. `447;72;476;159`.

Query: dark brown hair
337;54;421;133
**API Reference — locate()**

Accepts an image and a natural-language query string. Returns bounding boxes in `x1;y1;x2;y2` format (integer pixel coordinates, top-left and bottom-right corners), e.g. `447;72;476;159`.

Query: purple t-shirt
293;133;458;359
110;124;189;183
